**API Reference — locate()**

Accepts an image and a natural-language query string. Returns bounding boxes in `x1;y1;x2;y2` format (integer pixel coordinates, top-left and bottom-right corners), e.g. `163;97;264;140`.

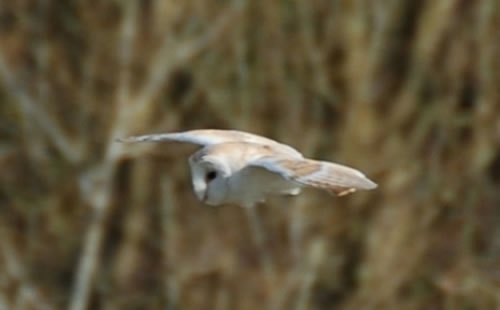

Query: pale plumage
117;129;377;207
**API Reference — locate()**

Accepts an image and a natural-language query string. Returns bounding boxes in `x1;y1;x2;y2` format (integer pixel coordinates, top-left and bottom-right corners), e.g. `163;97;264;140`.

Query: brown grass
0;0;499;309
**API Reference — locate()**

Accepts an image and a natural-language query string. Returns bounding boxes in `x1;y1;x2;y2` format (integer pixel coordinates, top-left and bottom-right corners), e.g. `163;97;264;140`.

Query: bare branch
69;164;116;310
0;53;82;163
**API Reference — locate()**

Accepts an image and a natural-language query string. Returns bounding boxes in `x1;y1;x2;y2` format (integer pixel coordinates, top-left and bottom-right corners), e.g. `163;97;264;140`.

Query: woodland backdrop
0;1;499;309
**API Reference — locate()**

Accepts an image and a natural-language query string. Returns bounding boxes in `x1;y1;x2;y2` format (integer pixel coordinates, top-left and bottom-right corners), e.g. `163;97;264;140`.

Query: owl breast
225;165;301;207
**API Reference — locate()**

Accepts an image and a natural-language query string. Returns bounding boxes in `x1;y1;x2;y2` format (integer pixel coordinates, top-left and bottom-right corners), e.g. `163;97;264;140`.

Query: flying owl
117;129;377;207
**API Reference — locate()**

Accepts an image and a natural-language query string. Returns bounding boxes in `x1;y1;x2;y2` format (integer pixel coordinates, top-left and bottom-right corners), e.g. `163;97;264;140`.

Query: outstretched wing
117;129;302;157
246;156;377;196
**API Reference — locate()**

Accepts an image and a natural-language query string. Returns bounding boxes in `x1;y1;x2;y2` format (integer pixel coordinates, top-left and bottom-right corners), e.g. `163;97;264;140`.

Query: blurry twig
0;54;82;163
130;2;241;116
161;177;180;309
296;1;337;105
69;164;116;310
294;239;325;310
244;207;276;286
391;0;458;126
116;0;139;110
1;228;52;310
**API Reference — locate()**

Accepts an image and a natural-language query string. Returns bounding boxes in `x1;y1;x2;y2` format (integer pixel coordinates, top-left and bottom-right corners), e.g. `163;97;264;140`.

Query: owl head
188;152;231;206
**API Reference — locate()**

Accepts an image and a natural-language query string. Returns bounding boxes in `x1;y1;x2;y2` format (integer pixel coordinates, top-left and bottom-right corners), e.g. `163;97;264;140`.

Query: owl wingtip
115;136;138;143
332;177;378;197
364;178;378;190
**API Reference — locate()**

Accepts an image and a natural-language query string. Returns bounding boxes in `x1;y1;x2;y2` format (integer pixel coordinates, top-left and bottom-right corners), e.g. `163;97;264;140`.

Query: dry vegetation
0;0;499;309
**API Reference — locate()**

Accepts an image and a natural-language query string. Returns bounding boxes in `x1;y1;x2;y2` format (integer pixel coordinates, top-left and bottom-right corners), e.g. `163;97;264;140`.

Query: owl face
188;154;231;206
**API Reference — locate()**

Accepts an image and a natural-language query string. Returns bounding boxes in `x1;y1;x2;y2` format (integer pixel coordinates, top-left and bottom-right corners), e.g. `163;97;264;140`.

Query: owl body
118;129;377;207
188;142;301;206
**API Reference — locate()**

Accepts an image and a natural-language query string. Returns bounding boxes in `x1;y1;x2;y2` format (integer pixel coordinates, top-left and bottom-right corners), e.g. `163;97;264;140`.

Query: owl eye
205;170;217;182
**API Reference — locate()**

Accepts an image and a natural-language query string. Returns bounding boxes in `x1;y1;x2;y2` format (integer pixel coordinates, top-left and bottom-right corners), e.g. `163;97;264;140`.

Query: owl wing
246;156;377;196
117;129;302;157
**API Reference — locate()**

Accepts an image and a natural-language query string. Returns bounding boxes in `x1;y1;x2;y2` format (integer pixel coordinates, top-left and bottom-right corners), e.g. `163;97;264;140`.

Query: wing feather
117;129;302;157
247;157;377;196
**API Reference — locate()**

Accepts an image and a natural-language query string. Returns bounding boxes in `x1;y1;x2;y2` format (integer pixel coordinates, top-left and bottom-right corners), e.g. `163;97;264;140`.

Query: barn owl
117;129;377;207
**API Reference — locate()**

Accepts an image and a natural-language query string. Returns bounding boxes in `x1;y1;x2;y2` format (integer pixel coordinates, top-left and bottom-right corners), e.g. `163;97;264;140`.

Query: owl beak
193;188;205;202
191;177;207;202
193;186;208;203
193;185;212;205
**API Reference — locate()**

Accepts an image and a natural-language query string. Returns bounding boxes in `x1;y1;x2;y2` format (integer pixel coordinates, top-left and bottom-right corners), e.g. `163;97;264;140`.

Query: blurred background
0;1;499;309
